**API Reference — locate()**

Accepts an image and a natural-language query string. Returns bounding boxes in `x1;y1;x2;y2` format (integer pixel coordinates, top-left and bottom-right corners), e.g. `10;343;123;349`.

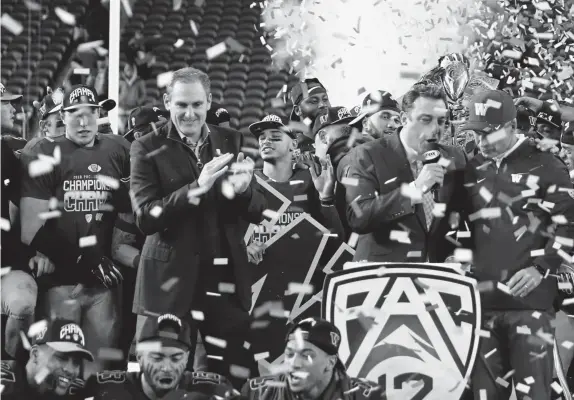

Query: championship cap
137;314;192;350
536;102;562;130
515;105;537;132
207;103;231;126
286;318;344;370
461;90;517;134
312;106;354;136
32;319;94;361
60;84;116;112
124;106;169;142
562;122;574;145
0;83;22;102
34;87;64;120
361;90;400;115
249;114;294;138
289;78;328;121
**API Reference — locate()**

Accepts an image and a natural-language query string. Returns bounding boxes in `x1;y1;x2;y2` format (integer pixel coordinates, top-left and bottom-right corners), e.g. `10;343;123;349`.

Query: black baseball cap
207;103;230;126
0;83;22;102
34;87;64;120
536;102;562;129
286;318;344;370
562;122;574;145
32;319;94;361
249;114;295;138
124;106;169;141
515;105;537;132
289;78;328;121
137;314;192;350
312;106;354;136
362;90;400;115
461;90;517;134
60;84;116;112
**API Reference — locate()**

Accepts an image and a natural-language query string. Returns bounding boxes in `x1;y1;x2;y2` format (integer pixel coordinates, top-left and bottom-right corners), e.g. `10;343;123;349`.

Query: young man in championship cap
1;319;93;398
242;318;380;400
359;90;401;138
289;78;331;149
20;84;130;373
84;313;237;399
459;90;574;400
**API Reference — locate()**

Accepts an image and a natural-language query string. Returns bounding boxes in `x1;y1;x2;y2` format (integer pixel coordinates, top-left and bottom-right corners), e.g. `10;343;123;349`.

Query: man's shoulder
99;133;131;152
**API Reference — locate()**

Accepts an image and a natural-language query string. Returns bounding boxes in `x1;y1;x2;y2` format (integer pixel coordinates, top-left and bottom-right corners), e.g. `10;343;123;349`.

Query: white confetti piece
293;194;308;202
254;352;269;361
206;291;221;297
479;186;493;203
206;42;227;60
486;129;507;144
150;206;163;218
29;159;54;177
437;157;451;168
73;68;90;75
484;348;497;359
96;117;109;126
230;364;251;379
555;236;574;247
218;282;236;293
348;232;359;248
400;183;422;202
161;277;179;291
243;341;251;349
530;249;544;257
0;267;12;277
157;71;174;89
515;382;530;394
562;340;574;350
384;177;397;184
0;218;10;231
28;320;48;339
495;377;510;387
54;7;76;25
496;282;511;294
432;203;446;217
532;311;541;319
96;174;120;190
191;310;204;320
205;336;227;348
207;355;223;360
478;329;491;338
136;341;161;353
390;230;410;244
213;258;228;265
0;14;23;35
24;0;42;11
174;38;184;48
551;380;563;394
287;282;313;295
524;376;535;385
456;231;471;238
479;389;487;400
221;180;236;199
454;248;473;262
516;325;531;335
189;20;198;35
341;177;359;186
79;235;97;248
407;251;422;258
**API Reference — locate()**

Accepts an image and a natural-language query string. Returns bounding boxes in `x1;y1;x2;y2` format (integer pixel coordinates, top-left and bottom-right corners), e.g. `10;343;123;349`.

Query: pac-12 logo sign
322;263;481;399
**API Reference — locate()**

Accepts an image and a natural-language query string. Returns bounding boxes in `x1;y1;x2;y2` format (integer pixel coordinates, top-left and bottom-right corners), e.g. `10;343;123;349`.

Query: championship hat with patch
61;84;116;112
124;106;169;142
207;102;231;126
0;83;22;102
249;114;294;138
286;318;345;369
289;78;328;121
536;102;562;130
137;314;192;350
461;90;517;134
312;106;355;136
32;319;94;361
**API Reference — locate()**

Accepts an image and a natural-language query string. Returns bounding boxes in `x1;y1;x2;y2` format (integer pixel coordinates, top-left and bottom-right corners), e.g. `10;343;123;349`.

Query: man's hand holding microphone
413;141;445;200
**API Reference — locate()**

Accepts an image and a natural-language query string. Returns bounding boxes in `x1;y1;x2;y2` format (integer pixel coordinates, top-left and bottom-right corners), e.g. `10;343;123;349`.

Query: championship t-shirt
20;134;131;286
248;168;321;244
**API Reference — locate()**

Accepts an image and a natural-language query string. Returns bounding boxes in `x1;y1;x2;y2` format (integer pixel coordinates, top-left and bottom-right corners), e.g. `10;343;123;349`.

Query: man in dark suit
345;83;467;262
129;67;266;388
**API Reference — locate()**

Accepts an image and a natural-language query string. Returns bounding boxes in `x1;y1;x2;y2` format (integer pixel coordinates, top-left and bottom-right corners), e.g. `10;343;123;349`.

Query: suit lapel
386;134;427;231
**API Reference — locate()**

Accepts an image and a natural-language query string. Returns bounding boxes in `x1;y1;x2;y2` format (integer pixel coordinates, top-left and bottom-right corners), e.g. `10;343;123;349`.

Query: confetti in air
259;0;482;105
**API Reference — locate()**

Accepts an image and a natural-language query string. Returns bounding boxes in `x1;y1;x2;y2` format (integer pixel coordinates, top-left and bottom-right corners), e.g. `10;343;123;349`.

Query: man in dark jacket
129;67;266;389
345;83;467;263
241;318;381;400
459;90;574;400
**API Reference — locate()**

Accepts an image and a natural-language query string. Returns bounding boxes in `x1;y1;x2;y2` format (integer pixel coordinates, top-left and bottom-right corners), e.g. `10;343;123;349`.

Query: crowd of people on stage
2;48;574;400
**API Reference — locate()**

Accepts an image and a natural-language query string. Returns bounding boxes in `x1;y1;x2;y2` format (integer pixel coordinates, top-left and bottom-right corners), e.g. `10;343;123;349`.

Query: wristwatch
533;264;550;279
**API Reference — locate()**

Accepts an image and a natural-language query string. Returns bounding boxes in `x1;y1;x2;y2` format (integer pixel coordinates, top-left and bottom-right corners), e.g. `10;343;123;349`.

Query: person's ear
30;346;39;364
400;110;409;126
207;93;212;110
324;355;337;373
290;138;298;151
294;106;302;117
136;352;143;363
163;93;170;110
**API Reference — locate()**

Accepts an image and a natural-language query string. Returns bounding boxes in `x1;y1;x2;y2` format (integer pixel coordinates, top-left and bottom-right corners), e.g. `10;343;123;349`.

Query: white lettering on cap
215;108;228;117
158;314;182;327
330;331;340;347
69;87;96;105
60;323;86;346
263;115;282;123
319;114;328;125
337;108;351;120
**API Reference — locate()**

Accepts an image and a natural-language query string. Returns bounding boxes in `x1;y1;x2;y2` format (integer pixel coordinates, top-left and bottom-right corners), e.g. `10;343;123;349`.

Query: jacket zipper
167;136;203;170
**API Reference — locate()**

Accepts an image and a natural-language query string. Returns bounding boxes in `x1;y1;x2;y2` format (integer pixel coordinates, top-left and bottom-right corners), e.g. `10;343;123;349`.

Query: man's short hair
167;67;211;95
401;83;447;113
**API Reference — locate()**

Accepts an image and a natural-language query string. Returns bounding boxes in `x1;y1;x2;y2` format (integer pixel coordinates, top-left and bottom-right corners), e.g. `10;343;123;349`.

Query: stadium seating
1;0;89;107
121;0;300;132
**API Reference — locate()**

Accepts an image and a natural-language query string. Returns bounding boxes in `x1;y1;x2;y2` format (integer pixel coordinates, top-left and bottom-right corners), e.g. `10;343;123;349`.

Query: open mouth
289;370;309;384
158;376;174;385
56;376;71;387
261;146;274;152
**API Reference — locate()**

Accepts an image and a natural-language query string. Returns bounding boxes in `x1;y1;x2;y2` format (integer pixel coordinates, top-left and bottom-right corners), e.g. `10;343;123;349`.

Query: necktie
414;160;435;231
184;137;201;159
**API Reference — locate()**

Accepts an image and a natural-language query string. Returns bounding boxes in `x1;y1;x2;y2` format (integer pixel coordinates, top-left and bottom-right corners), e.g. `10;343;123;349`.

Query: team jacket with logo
241;372;381;400
83;370;236;399
20;134;131;287
0;360;85;399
